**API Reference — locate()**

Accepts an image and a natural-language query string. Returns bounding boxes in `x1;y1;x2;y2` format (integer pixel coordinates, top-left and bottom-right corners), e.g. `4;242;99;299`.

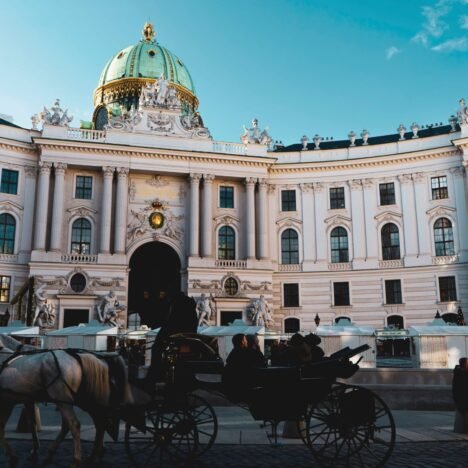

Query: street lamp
314;313;321;327
435;310;441;319
457;306;465;326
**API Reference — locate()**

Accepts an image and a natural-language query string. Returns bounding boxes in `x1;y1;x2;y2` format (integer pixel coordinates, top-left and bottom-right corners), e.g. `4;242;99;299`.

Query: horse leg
26;403;40;462
88;413;106;464
0;403;17;467
43;407;69;465
58;404;81;468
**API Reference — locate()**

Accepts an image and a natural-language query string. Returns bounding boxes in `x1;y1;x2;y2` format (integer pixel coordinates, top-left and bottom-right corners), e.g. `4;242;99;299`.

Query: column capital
102;166;115;177
348;179;362;191
116;167;130;177
450;166;465;177
398;174;413;184
362;178;375;189
244;177;256;187
412;172;425;183
54;162;67;174
24;166;37;178
313;182;324;192
203;174;215;183
299;183;314;192
258;178;268;189
189;173;202;183
38;161;52;174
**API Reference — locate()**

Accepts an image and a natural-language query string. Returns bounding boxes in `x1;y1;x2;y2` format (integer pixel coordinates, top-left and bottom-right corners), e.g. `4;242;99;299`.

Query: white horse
0;334;133;467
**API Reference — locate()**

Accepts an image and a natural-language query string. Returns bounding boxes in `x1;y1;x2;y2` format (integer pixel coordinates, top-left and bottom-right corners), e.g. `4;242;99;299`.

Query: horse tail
78;353;110;407
111;355;134;406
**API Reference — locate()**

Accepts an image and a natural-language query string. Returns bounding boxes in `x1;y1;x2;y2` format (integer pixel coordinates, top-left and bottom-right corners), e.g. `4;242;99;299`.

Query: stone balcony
432;255;458;265
61;253;98;264
214;259;247;269
0;253;18;264
328;262;352;271
379;259;404;268
278;263;303;272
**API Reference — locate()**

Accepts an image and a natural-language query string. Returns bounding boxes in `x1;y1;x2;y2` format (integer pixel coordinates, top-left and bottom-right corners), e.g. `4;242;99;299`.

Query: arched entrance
128;241;181;326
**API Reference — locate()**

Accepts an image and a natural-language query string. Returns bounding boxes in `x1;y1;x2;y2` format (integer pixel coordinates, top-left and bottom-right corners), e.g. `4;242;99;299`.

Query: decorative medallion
149;211;165;229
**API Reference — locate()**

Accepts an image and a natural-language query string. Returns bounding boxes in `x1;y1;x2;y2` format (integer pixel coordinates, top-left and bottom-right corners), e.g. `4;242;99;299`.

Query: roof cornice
0;137;36;155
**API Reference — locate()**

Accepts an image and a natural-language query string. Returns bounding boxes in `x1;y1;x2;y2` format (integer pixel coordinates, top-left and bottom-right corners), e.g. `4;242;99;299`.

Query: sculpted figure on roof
241;118;273;146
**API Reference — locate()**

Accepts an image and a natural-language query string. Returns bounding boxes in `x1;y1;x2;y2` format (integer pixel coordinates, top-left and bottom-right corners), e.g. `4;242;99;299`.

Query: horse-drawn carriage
0;332;395;467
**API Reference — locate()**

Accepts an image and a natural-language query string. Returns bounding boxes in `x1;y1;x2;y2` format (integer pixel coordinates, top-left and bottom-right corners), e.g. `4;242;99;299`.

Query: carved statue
39;99;73;127
196;293;216;327
32;283;56;329
107;105;142;131
127;210;148;240
458;98;468;126
156;74;170;106
95;290;125;327
241;118;273;146
248;295;273;328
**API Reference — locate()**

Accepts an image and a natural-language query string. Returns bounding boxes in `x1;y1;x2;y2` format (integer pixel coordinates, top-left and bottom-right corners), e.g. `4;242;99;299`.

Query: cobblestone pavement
1;440;467;467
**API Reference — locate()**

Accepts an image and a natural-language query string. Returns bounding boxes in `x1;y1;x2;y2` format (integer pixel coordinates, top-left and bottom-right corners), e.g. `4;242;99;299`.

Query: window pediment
214;214;239;226
374;210;402;224
67;205;97;220
324;214;351;228
426;205;456;221
0;200;23;213
276;216;302;229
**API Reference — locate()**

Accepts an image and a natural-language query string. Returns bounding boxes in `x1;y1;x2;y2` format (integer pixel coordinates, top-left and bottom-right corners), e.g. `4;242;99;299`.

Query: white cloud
432;36;468;51
460;15;468;29
386;46;401;60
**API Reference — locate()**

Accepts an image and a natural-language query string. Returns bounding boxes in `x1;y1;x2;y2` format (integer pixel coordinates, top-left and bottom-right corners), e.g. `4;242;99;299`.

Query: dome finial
142;22;155;42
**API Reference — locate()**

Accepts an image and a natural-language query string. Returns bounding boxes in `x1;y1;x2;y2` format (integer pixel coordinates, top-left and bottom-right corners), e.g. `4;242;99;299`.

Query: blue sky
1;0;467;144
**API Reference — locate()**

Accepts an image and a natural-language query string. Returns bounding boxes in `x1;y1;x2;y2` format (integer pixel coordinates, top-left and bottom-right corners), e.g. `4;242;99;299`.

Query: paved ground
1;405;468;467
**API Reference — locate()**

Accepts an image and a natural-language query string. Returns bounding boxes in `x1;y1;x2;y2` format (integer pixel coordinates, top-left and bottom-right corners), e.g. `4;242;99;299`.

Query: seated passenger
277;333;312;366
246;334;267;368
304;333;325;362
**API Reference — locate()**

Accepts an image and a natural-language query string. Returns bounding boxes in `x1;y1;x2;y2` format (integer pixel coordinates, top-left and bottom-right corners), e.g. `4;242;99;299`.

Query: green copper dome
93;23;198;129
98;41;195;94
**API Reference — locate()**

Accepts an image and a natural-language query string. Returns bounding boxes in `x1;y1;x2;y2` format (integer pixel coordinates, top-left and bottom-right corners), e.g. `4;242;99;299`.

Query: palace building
0;23;467;332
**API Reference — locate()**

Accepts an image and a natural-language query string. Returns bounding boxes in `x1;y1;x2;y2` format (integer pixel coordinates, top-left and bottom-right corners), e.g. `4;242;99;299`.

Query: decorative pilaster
33;161;52;251
201;174;214;257
20;166;37;254
257;179;268;260
300;183;315;263
412;173;429;256
189;173;202;257
362;179;378;260
100;166;114;254
313;182;327;263
398;174;418;259
450;166;468;254
114;167;129;254
349;179;365;262
245;177;256;260
50;163;68;251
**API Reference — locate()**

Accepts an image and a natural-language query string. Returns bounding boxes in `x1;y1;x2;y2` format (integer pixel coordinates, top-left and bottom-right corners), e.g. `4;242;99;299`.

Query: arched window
281;229;299;264
284;317;300;333
218;226;235;260
71;218;91;254
381;223;400;260
0;214;15;254
330;227;349;263
387;315;404;330
434;218;454;256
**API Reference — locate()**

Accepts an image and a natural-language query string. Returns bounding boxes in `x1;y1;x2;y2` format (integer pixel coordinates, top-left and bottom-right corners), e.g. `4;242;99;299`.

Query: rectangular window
219;186;234;208
439;276;457;302
0;276;11;302
75;176;93;199
379;183;395;205
0;169;19;195
330;187;345;209
281;190;296;211
385;279;402;304
334;282;350;306
283;283;299;307
431;176;448;200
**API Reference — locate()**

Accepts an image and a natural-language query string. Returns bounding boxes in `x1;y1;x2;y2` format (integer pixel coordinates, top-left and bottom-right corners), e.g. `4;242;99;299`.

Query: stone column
20;166;37;254
33;161;52;251
412;173;430;256
114;167;129;254
245;177;256;260
300;183;315;264
450;166;468;254
349;179;365;263
189;173;201;257
257;178;268;260
50;163;67;252
398;174;418;259
313;183;327;263
201;174;214;257
362;179;378;260
100;166;114;254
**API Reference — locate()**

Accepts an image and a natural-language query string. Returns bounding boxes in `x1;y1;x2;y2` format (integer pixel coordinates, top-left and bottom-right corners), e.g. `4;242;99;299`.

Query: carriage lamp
314;314;321;327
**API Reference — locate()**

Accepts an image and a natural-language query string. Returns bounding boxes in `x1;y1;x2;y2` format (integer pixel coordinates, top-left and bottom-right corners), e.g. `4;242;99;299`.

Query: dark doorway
63;309;89;327
128;241;181;326
220;311;242;326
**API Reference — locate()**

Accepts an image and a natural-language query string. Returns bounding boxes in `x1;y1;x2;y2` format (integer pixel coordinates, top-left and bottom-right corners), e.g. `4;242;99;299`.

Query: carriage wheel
186;393;218;456
124;405;198;467
304;383;395;468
